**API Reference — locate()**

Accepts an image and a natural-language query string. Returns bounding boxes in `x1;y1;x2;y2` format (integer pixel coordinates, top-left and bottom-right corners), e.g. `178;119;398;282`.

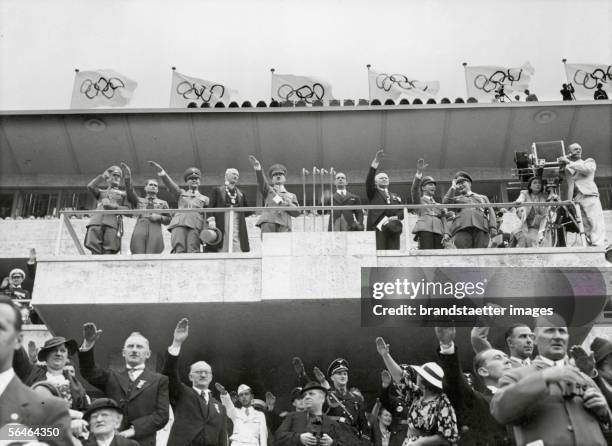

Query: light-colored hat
412;362;444;390
9;268;26;279
237;384;252;395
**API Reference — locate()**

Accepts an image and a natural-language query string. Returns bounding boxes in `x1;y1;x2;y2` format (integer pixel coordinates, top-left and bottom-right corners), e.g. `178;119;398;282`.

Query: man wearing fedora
13;335;89;412
148;161;210;253
443;170;497;248
275;381;339;446
162;318;228;446
83;398;140;446
366;149;404;250
206;168;252;252
0;298;73;446
410;158;448;249
325;172;364;232
85;165;131;255
249;155;300;234
216;382;268;446
78;322;169;446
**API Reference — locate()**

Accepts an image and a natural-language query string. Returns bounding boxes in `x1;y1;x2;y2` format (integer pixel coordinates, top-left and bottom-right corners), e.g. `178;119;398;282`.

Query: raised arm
442;180;458;204
366;149;384;201
216;383;237;421
375;337;403;383
163;318;189;404
121;162;139;208
86;172;107;199
470;326;493;353
249;155;271;197
149;161;182;198
78;322;109;390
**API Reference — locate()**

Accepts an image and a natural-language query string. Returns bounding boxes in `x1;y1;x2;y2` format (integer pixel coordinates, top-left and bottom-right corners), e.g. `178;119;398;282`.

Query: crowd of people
80;143;606;255
3;297;612;446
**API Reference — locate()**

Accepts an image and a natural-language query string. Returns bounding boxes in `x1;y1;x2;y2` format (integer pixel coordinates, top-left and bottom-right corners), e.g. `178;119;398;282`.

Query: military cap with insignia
268;163;287;178
327;358;349;377
183;167;202;182
454;171;473;183
420;176;436;188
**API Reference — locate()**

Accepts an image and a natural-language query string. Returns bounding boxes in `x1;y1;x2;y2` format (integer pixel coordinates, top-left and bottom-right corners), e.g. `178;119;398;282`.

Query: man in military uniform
249;155;299;234
325;358;370;446
148;161;209;253
442;171;497;248
326;172;364;231
120;163;171;254
84;165;130;254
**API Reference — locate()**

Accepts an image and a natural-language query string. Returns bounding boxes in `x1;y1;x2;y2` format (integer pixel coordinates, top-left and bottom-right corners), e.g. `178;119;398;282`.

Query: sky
0;0;610;109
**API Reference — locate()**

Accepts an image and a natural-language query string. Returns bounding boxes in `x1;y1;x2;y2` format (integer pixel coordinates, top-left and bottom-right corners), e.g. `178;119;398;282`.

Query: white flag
70;69;137;108
271;73;334;104
170;70;237;107
368;68;439;102
464;62;535;101
564;63;611;100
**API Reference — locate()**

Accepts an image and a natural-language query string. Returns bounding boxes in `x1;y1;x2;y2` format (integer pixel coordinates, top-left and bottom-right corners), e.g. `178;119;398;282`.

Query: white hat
412;362;444;390
9;268;26;279
237;384;252;395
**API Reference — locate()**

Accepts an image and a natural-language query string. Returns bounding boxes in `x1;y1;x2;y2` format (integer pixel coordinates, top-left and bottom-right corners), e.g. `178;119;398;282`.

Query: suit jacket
438;347;510;445
78;348;169;446
274;411;342;446
82;434;141;446
0;374;72;446
491;357;609;446
326;190;364;231
365;166;404;231
565;158;600;199
208;185;252;252
410;174;446;235
162;351;228;446
442;189;496;235
255;169;300;229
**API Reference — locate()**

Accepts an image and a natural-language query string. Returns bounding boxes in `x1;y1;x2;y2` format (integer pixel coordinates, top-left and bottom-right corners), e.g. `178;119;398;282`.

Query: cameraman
558;143;606;246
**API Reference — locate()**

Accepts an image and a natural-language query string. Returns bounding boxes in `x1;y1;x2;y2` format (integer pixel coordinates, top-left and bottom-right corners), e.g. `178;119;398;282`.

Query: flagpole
462;62;469;99
270;68;275;102
366;64;372;101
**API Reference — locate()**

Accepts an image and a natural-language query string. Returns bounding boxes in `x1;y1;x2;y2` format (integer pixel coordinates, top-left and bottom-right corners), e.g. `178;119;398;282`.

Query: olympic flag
464;62;535;101
368;68;439;102
70;69;137;108
271;73;334;104
170;70;237;107
564;63;611;100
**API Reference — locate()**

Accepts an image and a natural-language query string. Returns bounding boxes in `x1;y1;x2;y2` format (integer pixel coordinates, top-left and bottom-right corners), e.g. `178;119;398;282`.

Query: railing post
228;209;235;254
403;207;409;251
55;213;65;255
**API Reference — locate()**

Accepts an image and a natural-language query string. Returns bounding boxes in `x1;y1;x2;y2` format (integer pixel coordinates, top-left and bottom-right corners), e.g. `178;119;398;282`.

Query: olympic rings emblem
277;83;325;104
573;66;612;90
80;77;126;100
375;74;426;92
473;69;524;92
176;81;225;103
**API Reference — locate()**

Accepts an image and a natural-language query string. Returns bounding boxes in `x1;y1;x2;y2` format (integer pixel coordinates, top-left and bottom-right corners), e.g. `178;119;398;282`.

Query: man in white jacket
216;382;268;446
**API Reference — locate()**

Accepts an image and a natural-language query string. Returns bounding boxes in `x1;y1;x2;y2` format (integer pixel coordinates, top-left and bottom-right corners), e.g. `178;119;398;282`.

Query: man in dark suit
327;172;364;232
206;168;252;253
275;381;339;446
366;150;404;250
0;298;72;446
162;318;228;446
78;322;169;446
83;398;140;446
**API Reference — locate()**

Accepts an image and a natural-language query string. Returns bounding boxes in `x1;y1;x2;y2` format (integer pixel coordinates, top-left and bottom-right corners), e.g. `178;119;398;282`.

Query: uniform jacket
208;185;252;252
162;351;228;446
365;167;404;231
442;189;496;235
0;374;73;446
565;158;600;199
160;173;209;231
255;169;299;229
491;357;609;446
325;190;364;231
82;435;141;446
410;174;447;235
78;348;169;446
86;185;129;229
274;411;342;446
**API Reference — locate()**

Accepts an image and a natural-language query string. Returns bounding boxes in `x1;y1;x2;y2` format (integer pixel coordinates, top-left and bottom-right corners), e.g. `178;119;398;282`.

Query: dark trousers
416;231;443;249
130;218;165;254
375;229;401;250
453;227;489;248
170;226;201;253
84;225;121;254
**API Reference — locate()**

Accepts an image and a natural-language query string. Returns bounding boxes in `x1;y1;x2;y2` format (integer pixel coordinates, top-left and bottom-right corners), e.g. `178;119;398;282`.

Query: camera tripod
494;86;512;102
539;184;583;247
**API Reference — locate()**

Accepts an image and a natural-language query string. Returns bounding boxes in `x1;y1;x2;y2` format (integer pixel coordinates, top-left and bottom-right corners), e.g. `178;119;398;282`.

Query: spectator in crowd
206;168;252;252
435;326;513;445
120;162;170;254
0;248;36;303
13;336;89;412
378;367;413;433
491;315;611;446
249;156;300;234
558;142;607;246
594;83;609;100
78;322;169;446
326;172;364;231
471;323;534;367
366;149;404;250
163;318;228;446
513;176;551;247
0;297;72;446
370;405;404;446
561;83;575;100
443;171;497;248
84;166;130;255
83;398;140;446
524;89;538;101
570;339;612;412
274;381;339;446
410;158;448;249
217;382;268;445
148;161;209;253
